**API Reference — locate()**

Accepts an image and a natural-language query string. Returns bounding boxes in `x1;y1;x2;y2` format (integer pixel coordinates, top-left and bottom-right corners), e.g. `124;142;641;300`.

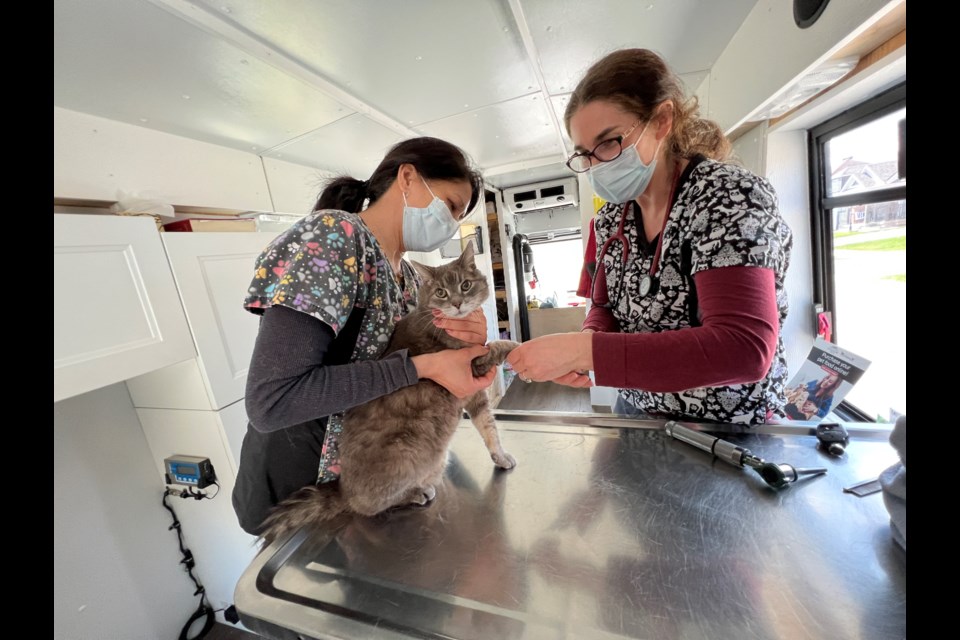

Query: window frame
806;82;906;421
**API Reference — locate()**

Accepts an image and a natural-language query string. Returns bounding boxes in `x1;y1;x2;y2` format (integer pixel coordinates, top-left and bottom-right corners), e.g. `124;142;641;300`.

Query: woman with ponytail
233;137;491;535
507;48;794;426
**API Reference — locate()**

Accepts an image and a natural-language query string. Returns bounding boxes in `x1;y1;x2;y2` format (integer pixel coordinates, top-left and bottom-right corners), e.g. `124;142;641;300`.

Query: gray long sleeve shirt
233;305;419;535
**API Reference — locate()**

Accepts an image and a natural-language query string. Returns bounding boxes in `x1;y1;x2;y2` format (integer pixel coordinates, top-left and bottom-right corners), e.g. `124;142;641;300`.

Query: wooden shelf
487;212;498;222
492;262;503;269
495;290;506;299
498;320;509;329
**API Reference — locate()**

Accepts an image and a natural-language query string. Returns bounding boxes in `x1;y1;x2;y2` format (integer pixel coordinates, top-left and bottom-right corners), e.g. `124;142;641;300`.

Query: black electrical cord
165;482;220;501
162;487;219;640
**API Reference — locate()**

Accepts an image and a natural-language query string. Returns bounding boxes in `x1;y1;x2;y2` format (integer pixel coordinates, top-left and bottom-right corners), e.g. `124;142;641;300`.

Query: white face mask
587;122;662;203
402;177;460;252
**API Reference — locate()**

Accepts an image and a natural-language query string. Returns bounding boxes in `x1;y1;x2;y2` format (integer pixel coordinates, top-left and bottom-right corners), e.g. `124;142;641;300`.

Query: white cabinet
128;233;275;614
54;214;196;403
127;232;274;411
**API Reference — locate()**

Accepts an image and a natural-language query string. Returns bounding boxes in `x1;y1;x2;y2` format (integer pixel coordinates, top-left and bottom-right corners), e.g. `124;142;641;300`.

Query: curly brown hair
564;48;731;162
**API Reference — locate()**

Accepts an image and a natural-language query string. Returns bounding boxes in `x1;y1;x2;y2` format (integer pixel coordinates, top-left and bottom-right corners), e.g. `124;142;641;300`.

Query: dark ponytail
313;177;368;213
313;137;483;216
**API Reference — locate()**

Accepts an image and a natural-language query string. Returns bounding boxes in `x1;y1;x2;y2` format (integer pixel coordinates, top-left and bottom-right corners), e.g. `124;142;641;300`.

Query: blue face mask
587;122;662;203
402;177;460;252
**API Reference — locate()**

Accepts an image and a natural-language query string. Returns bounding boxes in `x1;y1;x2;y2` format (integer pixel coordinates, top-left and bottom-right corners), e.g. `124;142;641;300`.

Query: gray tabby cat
260;243;519;545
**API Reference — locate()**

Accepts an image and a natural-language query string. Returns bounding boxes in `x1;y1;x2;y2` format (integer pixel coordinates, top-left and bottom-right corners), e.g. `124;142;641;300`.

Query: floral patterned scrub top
244;209;419;482
594;156;793;425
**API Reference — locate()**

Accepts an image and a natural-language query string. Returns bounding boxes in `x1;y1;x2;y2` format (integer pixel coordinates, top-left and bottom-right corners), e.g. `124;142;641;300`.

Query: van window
809;83;906;422
527;236;585;309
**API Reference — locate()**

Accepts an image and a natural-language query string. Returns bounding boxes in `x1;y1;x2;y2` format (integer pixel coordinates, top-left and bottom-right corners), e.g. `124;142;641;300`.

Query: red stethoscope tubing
645;162;683;280
597;163;682;301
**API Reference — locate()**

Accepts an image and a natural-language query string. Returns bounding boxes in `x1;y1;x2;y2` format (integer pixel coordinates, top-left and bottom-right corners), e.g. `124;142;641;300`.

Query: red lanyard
637;162;682;298
647;162;683;277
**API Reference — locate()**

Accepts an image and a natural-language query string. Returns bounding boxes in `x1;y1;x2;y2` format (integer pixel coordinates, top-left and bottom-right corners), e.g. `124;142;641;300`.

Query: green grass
840;237;906;251
882;274;906;283
833;231;861;238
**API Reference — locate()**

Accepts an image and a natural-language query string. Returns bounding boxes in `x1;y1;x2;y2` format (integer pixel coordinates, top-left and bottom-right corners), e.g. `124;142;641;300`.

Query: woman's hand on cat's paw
431;308;488;345
412;345;496;399
506;333;594;383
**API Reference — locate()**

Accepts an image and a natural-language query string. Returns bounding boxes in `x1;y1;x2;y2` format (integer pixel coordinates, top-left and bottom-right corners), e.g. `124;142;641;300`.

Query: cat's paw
471;355;494;377
487;340;521;365
491;450;517;470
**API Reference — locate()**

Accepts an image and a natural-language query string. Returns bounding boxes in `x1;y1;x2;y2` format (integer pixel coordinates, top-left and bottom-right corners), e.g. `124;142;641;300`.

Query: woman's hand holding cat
412;345;497;399
431;308;488;345
506;333;594;385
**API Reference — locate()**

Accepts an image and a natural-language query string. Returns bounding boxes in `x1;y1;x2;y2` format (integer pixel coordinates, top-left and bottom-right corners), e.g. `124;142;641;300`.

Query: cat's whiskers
409;312;447;340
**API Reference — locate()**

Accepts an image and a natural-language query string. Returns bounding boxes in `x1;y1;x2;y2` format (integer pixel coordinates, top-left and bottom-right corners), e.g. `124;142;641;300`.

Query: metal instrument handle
664;421;750;468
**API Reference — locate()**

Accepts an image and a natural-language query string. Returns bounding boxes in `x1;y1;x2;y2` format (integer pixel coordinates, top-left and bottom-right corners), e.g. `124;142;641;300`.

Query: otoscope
664;421;827;489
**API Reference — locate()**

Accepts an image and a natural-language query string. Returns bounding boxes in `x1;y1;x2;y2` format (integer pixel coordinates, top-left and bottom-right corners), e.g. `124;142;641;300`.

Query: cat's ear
409;260;436;282
458;241;476;266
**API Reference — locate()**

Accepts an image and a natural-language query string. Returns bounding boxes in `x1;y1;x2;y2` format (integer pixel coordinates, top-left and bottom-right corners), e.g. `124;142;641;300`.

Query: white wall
759;40;905;378
731;121;814;378
54;107;303;637
765;129;817;376
707;0;901;132
730;121;768;176
136;405;260;616
54;106;323;215
262;156;332;215
54;106;272;211
55;383;197;640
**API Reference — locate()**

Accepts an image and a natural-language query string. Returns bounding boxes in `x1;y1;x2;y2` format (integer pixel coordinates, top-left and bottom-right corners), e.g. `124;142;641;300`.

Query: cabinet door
161;233;274;410
54;214;196;403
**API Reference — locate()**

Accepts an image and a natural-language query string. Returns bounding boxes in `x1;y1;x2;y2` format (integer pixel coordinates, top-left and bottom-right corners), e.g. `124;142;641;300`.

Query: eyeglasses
591;208;630;309
566;121;642;173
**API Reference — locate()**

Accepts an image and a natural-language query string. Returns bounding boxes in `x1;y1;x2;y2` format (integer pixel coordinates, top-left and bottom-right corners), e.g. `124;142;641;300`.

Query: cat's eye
460;281;471;292
435;288;447;298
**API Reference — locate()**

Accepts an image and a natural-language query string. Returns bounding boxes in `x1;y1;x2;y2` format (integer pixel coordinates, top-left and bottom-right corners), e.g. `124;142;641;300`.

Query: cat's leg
467;338;519;468
414;455;450;504
471;339;520;376
384;453;449;511
344;484;414;517
342;456;447;516
344;483;439;515
341;466;422;516
400;483;437;506
464;390;516;469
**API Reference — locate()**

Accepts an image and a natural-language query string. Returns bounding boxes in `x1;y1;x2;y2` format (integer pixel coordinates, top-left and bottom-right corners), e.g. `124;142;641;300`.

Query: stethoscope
592;163;682;306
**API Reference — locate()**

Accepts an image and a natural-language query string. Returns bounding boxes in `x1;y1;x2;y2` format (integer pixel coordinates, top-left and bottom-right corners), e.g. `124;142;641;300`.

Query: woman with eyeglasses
506;49;793;425
232;137;496;536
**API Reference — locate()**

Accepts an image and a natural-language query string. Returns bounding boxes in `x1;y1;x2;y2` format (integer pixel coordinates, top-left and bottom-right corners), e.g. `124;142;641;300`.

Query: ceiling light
749;56;859;121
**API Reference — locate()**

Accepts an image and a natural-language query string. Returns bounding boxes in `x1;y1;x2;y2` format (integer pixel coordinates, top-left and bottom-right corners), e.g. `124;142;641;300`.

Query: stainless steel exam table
235;414;905;640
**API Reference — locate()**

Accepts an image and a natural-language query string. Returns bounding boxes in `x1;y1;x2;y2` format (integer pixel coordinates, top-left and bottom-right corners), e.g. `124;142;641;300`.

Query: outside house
830;157;906;231
826;149;906;421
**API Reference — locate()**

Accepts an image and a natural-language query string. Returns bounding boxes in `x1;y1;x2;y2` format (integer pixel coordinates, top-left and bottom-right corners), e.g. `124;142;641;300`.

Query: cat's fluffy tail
259;483;346;546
